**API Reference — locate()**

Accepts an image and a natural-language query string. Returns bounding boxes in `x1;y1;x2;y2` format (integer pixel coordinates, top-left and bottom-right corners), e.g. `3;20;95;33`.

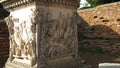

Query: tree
87;0;101;8
87;0;120;8
79;0;120;10
101;0;120;4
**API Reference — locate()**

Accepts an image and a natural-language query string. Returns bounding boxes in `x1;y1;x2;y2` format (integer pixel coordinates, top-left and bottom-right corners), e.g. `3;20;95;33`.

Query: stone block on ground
99;63;120;68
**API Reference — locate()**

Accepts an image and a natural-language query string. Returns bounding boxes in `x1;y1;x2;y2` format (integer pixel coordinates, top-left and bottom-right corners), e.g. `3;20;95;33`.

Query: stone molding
2;0;34;10
2;0;80;9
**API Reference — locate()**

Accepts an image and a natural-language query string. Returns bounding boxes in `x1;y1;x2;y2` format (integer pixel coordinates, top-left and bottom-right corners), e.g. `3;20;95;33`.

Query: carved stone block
2;0;82;68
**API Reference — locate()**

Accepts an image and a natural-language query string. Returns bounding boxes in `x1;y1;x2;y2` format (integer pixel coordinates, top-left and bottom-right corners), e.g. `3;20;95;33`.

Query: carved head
0;4;10;20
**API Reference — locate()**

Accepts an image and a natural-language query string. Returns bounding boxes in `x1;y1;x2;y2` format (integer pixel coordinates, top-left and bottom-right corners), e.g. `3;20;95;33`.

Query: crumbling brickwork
78;2;120;54
0;21;9;68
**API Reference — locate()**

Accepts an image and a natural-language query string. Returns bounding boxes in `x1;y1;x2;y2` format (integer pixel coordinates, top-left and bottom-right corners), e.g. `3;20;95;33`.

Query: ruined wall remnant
0;21;9;68
78;2;120;54
0;4;10;68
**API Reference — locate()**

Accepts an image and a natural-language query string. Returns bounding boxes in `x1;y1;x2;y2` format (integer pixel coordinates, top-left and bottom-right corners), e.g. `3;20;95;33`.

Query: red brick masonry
0;22;9;68
78;2;120;54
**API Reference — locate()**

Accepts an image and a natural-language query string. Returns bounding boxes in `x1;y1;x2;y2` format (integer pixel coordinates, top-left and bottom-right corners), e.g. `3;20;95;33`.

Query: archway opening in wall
0;20;9;68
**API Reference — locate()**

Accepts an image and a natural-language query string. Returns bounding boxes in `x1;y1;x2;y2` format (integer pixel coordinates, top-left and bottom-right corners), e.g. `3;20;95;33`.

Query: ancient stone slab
99;63;120;68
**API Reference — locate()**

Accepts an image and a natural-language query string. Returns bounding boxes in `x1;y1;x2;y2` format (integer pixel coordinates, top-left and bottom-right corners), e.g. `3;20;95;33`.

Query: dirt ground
79;51;120;68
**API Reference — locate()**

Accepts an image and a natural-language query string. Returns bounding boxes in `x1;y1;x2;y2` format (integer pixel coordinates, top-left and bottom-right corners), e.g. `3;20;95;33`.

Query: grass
78;50;120;68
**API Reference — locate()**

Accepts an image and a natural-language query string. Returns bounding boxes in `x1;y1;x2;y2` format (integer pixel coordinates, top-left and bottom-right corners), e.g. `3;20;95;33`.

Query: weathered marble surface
3;0;81;68
5;6;37;67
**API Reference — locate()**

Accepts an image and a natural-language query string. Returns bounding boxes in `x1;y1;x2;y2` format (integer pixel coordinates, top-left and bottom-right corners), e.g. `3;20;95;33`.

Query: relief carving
4;0;80;67
6;8;36;63
13;21;35;60
6;16;15;62
44;12;77;58
35;8;78;59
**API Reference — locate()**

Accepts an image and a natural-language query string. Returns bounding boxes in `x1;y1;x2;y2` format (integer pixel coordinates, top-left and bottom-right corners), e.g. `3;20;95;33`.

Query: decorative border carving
2;0;80;9
2;0;34;9
37;0;80;9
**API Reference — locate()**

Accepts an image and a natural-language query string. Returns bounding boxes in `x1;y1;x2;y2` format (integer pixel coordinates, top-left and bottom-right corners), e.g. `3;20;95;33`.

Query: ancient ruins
1;0;120;68
78;2;120;54
1;0;81;68
0;4;10;68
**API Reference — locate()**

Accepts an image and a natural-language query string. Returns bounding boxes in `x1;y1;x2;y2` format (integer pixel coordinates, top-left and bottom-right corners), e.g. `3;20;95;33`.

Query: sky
81;0;87;3
80;0;88;7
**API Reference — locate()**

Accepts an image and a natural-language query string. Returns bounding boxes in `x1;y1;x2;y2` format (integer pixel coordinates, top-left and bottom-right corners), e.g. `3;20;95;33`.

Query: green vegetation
79;47;106;55
87;0;101;8
79;50;109;58
79;48;120;58
80;0;120;9
79;50;120;68
100;0;120;4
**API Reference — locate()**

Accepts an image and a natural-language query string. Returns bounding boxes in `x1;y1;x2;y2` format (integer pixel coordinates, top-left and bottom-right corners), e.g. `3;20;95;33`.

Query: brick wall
0;21;9;68
78;2;120;54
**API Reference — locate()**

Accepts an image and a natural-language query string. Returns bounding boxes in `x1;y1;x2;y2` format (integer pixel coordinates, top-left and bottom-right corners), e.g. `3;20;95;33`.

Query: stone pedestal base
3;0;83;68
5;57;90;68
5;58;36;68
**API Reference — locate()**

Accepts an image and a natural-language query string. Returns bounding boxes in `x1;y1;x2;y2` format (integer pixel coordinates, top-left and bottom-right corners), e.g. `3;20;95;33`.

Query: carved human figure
14;26;23;58
37;10;77;59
